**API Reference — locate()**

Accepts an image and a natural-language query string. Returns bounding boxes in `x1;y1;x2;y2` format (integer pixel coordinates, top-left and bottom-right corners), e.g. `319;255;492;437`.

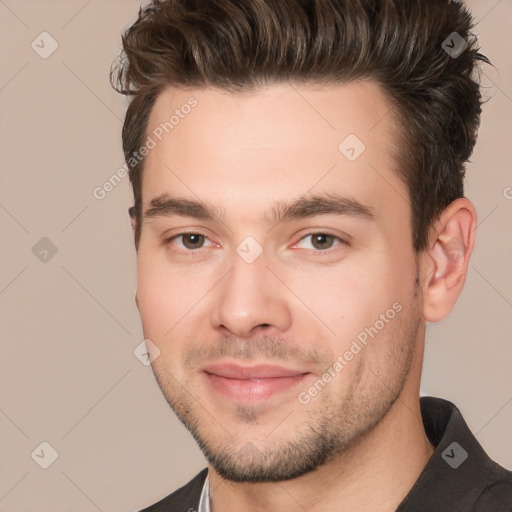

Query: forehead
141;81;406;222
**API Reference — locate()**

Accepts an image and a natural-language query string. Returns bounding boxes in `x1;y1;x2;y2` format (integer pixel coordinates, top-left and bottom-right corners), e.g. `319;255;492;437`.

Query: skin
133;81;477;512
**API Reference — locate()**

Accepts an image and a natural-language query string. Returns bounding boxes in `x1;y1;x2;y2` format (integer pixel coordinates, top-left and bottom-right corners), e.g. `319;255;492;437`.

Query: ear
128;205;137;233
128;205;138;250
421;198;477;323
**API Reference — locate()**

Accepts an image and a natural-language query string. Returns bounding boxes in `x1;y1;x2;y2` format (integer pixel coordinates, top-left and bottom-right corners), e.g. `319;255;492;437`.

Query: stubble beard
150;294;422;483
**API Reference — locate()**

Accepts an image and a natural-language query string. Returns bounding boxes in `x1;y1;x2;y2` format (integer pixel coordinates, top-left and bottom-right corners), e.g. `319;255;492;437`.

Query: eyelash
163;231;347;254
294;233;347;254
163;231;215;252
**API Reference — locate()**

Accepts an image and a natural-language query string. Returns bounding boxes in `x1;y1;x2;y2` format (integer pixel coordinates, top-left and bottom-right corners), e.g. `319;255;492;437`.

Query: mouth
202;362;312;402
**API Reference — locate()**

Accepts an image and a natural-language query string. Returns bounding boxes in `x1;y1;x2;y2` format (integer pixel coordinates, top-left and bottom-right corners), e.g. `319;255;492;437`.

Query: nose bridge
229;253;263;295
210;247;291;336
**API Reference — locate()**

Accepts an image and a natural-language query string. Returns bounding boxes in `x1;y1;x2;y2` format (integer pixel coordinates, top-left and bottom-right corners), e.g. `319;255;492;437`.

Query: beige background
0;1;511;511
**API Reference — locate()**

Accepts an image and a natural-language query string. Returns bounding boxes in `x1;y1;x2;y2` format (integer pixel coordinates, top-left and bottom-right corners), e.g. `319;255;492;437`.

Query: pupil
184;234;204;249
313;234;333;250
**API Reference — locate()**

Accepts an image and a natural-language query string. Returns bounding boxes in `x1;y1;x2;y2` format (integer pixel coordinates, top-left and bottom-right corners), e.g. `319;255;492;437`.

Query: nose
209;251;292;339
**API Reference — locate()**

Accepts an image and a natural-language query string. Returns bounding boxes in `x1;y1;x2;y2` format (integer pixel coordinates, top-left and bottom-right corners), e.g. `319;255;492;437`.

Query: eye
295;233;344;251
166;232;215;251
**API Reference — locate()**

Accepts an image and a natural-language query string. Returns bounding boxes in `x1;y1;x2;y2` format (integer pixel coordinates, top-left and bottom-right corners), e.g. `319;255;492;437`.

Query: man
111;0;512;510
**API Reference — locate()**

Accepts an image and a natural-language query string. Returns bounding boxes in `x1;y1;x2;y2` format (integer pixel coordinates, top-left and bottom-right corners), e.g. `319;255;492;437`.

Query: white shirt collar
198;471;210;512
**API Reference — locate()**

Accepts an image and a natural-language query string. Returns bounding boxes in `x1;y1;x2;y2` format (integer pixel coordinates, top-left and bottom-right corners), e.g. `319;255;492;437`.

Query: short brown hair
111;0;490;252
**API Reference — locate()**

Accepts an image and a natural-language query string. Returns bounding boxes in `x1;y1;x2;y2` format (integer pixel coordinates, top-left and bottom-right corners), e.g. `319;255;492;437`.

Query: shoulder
472;478;512;511
139;468;208;512
398;397;512;511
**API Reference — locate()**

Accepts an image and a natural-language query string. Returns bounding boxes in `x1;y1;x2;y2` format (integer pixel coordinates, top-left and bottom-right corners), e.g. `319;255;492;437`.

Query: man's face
136;81;425;482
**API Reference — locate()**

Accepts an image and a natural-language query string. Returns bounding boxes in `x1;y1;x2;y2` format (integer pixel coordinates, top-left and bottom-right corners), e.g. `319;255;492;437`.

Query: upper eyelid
292;233;346;249
161;231;212;251
167;231;214;244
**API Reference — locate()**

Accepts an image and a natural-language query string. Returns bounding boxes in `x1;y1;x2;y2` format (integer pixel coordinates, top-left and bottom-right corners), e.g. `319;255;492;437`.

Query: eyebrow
144;194;224;221
143;193;376;225
269;193;376;224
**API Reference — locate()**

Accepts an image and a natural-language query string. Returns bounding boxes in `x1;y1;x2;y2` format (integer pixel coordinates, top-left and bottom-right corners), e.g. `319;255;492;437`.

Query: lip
202;362;311;401
203;362;307;379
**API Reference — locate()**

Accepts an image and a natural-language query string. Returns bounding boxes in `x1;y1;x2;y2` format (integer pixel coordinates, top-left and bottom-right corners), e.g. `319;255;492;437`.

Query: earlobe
422;198;477;323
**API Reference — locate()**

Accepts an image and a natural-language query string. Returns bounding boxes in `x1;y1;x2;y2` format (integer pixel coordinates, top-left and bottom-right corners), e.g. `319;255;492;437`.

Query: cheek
287;262;392;338
136;262;192;377
136;248;218;342
288;252;414;355
136;251;186;335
